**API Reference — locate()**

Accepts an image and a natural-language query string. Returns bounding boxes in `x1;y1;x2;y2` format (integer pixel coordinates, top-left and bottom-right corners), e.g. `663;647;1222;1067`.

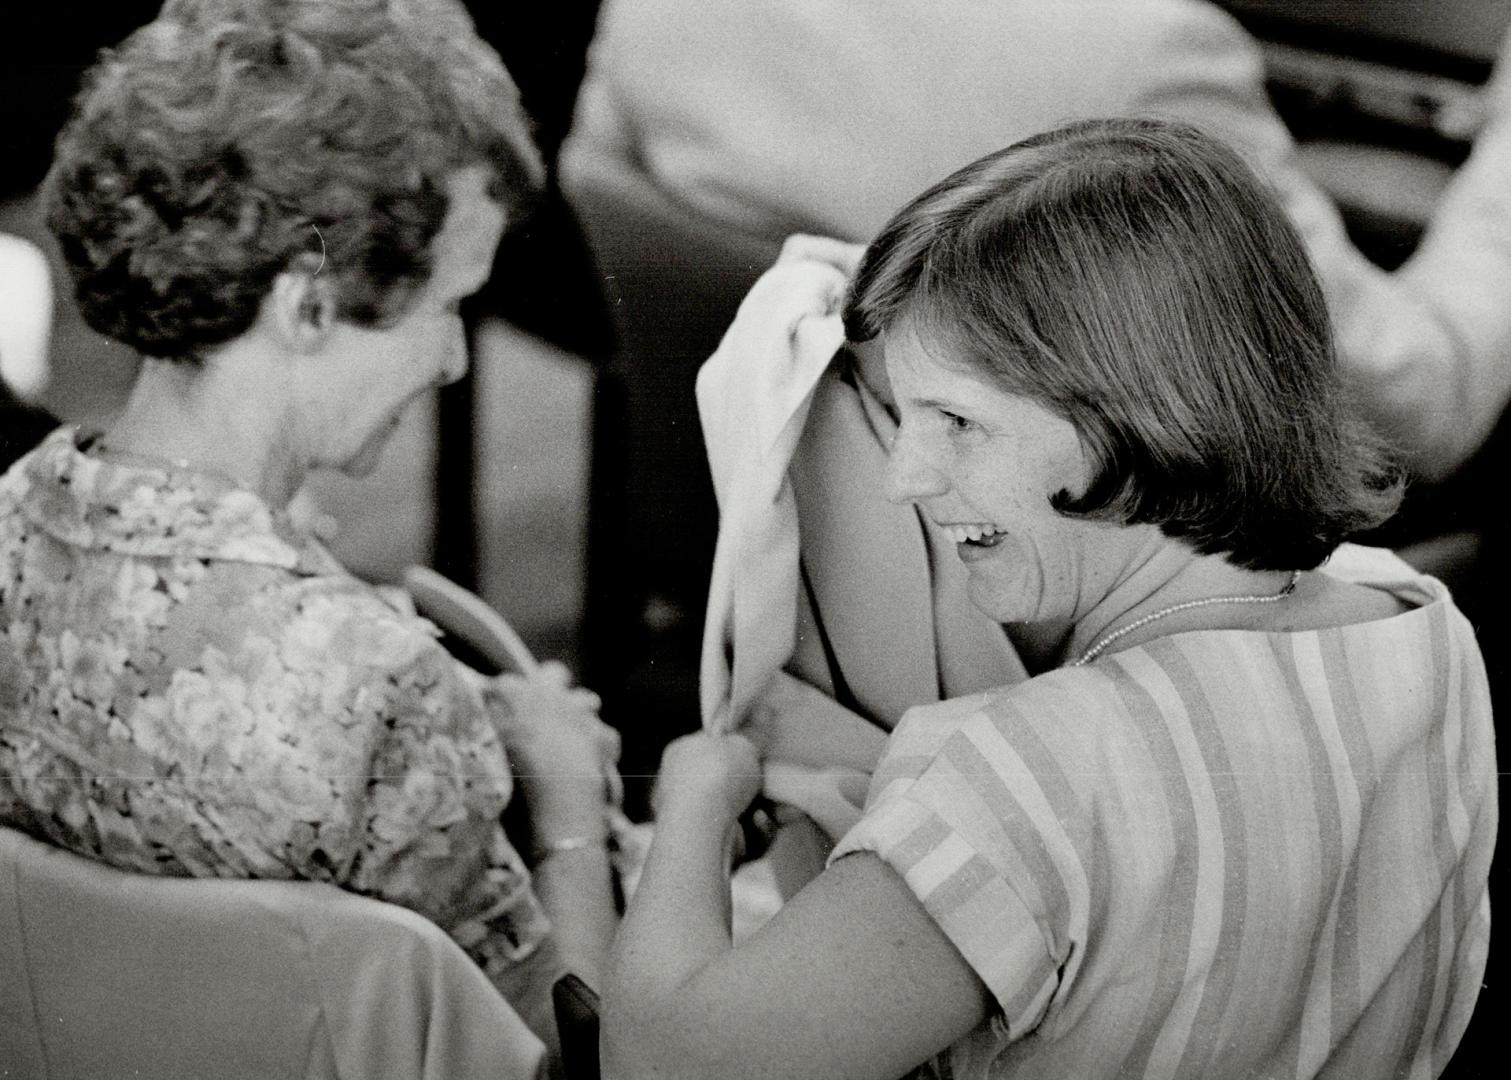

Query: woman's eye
941;409;975;433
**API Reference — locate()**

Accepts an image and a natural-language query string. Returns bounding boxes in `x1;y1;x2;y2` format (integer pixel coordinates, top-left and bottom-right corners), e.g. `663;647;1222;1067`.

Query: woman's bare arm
602;733;993;1080
488;668;622;990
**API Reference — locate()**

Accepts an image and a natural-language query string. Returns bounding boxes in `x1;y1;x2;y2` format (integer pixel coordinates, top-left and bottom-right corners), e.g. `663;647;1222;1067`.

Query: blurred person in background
565;0;1511;481
0;1;620;1069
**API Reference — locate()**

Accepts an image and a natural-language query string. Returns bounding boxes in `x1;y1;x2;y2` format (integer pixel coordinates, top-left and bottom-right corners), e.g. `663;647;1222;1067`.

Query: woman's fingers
480;666;629;813
654;731;764;823
761;762;868;840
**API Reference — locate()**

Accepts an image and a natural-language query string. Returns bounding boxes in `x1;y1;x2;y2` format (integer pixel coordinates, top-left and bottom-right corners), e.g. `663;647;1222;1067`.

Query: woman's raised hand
486;666;620;846
761;762;869;841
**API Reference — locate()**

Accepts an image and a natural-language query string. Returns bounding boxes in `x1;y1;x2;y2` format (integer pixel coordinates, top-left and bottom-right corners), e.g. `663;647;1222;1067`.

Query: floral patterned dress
0;427;553;1003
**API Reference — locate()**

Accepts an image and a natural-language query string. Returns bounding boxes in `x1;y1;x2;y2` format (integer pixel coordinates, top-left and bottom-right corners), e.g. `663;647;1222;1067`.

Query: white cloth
696;248;850;731
697;240;1026;748
696;243;1024;888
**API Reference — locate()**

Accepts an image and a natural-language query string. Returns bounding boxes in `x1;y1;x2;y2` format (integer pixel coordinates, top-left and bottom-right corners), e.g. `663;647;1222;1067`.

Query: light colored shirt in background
564;0;1511;479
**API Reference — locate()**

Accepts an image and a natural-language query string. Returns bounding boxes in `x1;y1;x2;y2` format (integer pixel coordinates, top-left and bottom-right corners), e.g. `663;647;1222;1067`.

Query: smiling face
298;166;506;478
884;319;1156;626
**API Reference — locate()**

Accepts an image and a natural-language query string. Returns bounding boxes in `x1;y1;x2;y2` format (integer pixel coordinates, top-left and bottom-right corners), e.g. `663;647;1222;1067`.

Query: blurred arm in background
564;0;1511;479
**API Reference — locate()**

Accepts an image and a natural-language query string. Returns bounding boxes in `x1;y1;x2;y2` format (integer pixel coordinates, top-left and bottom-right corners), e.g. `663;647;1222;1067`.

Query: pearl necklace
1072;569;1302;667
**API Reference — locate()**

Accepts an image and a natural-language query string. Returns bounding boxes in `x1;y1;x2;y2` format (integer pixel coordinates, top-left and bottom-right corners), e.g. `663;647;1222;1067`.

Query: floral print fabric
0;427;550;989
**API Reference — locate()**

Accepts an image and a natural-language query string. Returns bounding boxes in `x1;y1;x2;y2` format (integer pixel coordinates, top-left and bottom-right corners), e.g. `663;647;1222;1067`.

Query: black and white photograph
1;3;1505;1078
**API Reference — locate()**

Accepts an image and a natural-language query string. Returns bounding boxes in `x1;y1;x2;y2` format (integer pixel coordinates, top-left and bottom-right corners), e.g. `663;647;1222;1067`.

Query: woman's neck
1058;544;1299;668
102;354;305;508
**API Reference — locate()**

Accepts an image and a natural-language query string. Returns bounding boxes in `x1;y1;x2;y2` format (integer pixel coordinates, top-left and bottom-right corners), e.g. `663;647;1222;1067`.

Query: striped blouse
832;545;1495;1079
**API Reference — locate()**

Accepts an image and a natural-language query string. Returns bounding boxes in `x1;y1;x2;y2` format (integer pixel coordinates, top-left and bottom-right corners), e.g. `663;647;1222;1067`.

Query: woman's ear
267;254;338;353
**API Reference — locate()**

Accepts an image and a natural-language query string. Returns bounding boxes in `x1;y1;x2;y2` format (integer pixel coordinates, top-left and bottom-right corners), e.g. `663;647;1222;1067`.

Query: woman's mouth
941;523;1008;548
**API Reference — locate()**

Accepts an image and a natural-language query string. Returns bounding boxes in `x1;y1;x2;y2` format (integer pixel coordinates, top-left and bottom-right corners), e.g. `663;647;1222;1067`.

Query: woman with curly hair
0;0;619;1066
604;120;1495;1080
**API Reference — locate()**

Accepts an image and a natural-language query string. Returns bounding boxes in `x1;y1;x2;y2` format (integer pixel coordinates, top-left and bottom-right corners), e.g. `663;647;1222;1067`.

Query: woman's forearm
602;803;738;1078
532;842;617;991
522;768;621;992
613;802;734;988
601;723;989;1080
603;838;993;1080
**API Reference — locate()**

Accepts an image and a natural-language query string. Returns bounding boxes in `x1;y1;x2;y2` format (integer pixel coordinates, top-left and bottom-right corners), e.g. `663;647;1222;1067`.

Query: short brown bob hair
845;118;1400;571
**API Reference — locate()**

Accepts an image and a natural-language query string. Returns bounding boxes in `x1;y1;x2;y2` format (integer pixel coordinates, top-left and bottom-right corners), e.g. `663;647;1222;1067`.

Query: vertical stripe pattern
832;556;1494;1080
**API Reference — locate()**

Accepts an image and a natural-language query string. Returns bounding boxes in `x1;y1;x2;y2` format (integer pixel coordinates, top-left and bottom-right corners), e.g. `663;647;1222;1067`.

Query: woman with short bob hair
845;118;1399;573
1;0;619;1068
604;119;1495;1080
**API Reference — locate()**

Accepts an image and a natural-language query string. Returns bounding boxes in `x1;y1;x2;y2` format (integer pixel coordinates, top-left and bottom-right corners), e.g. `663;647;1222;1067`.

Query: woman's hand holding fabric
761;761;868;841
654;732;763;824
740;670;887;771
737;670;883;840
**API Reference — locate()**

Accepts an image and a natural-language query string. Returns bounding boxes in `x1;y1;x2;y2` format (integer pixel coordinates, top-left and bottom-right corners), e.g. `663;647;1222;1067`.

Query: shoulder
148;564;493;770
870;636;1331;852
165;572;506;862
586;0;1254;70
262;574;446;668
935;0;1263;92
172;565;449;676
1112;0;1256;53
1320;541;1445;597
866;672;1144;866
882;670;1132;782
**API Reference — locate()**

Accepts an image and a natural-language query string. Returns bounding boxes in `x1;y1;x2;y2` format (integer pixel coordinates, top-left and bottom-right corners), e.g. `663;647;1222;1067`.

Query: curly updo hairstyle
845;118;1401;571
45;0;544;361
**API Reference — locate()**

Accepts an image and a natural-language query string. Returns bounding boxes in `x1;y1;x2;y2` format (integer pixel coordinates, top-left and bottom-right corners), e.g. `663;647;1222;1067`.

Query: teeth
943;523;1004;544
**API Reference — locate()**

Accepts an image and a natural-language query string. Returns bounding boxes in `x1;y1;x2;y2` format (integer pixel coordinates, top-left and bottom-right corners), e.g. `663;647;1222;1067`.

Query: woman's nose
886;426;949;504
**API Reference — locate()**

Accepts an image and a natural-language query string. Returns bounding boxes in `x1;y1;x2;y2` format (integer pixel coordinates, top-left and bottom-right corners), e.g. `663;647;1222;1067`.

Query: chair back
0;825;545;1080
564;146;781;631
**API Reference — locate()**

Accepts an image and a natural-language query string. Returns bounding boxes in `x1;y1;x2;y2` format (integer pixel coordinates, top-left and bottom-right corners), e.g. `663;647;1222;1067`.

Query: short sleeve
151;572;554;977
268;584;553;972
830;693;1085;1038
